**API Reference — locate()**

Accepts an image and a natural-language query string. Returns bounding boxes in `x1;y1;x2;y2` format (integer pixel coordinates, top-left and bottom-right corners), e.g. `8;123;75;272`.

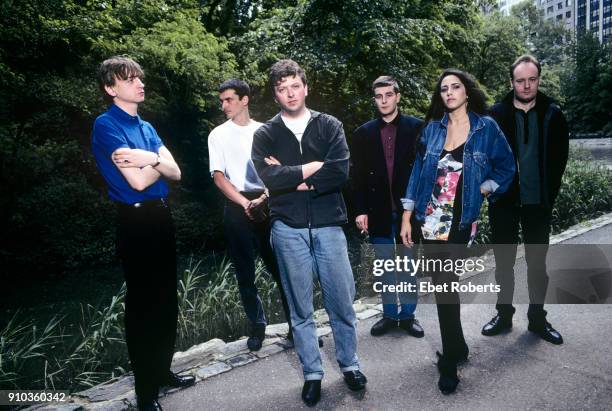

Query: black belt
118;198;168;210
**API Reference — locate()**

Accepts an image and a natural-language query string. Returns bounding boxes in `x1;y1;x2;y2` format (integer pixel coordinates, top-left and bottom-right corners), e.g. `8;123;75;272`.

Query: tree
233;0;483;132
467;11;526;101
564;33;612;133
510;0;571;66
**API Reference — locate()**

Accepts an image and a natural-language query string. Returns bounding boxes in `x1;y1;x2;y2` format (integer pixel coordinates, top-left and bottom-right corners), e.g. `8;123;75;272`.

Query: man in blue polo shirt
91;56;194;411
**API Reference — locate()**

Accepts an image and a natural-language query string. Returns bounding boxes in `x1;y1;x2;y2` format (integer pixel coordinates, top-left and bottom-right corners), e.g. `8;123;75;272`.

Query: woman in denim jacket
399;69;515;394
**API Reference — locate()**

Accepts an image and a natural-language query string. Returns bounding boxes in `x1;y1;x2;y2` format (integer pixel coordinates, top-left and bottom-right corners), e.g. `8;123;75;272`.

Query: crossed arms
251;120;349;193
112;146;181;191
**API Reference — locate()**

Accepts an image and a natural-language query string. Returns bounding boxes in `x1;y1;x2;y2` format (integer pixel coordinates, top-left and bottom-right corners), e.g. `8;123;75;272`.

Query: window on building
567;10;572;17
548;5;554;12
558;2;563;9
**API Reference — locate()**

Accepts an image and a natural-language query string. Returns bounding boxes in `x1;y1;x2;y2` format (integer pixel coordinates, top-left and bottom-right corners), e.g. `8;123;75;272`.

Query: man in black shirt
482;55;569;345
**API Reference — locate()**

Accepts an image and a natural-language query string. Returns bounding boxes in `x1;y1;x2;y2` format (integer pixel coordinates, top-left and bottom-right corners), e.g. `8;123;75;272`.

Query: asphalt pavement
160;223;612;411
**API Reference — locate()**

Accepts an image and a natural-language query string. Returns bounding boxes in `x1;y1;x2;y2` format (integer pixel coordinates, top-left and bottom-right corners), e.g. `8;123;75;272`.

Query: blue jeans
370;212;417;321
271;220;360;381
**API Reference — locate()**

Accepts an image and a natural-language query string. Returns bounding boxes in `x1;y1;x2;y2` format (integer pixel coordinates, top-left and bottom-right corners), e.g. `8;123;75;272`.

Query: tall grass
1;257;289;391
175;255;288;350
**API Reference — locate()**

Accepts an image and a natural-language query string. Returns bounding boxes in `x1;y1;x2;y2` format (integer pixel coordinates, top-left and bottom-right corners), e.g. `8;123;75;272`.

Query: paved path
160;224;612;410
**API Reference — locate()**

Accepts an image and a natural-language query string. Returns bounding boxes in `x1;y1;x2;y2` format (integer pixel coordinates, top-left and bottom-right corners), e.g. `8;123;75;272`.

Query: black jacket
252;110;349;228
489;91;569;208
351;114;423;237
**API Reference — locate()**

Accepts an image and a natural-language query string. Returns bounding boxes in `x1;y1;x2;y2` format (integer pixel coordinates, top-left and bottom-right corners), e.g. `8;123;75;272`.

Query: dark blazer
352;113;423;237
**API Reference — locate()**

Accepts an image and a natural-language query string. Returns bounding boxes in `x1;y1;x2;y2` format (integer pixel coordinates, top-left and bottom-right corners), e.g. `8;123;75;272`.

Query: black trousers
116;200;178;404
224;196;292;332
417;222;470;363
489;203;551;324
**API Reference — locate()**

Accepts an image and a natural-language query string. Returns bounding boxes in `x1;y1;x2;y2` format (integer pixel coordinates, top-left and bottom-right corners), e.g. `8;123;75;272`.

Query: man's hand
355;214;368;234
297;182;314;191
245;195;268;221
264;156;281;166
480;187;491;197
400;211;414;247
248;197;266;210
113;148;157;168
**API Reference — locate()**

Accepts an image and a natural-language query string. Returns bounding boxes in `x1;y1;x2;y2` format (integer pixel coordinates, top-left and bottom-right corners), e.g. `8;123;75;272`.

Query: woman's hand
400;211;414;247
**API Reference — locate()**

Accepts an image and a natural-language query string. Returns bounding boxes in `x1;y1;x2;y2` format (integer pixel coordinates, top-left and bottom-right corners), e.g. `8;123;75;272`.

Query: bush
473;147;611;244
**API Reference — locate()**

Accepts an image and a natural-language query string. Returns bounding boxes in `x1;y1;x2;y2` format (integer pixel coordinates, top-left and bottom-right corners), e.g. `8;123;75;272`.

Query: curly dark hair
268;59;307;92
424;69;487;123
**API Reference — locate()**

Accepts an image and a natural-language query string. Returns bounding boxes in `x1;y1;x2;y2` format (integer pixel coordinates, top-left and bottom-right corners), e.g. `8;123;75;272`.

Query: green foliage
0;256;293;390
510;0;571;66
563;33;612;133
234;0;482;132
551;149;612;232
0;1;237;276
0;312;64;389
474;148;612;245
467;11;526;101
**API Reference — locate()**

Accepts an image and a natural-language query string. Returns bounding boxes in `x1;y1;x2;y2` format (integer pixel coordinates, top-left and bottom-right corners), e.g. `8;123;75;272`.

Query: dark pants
116;200;178;405
417;221;470;363
224;196;291;332
489;203;551;324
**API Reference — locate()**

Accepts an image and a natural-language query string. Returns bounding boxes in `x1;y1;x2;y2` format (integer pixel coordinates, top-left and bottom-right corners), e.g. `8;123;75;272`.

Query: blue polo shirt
92;104;169;204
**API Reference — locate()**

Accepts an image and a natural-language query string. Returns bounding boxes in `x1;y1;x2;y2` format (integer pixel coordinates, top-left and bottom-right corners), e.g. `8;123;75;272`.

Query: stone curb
26;212;611;410
26;302;382;410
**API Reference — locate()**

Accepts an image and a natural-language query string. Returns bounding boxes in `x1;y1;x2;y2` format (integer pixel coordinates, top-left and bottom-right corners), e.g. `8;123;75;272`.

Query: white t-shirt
281;110;312;143
207;119;265;192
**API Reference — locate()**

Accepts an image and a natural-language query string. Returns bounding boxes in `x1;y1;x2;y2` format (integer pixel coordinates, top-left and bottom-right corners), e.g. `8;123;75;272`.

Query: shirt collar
440;111;484;132
379;110;401;128
271;109;320;126
109;104;142;124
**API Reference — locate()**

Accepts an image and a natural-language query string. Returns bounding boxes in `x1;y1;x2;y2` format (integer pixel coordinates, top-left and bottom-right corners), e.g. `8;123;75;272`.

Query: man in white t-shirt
208;79;294;351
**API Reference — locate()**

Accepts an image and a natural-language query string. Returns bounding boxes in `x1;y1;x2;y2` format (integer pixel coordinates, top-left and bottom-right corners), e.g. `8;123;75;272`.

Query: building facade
538;0;575;32
575;0;612;42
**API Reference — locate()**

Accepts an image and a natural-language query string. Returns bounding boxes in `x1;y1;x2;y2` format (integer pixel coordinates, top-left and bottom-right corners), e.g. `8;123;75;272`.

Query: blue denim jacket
401;111;515;231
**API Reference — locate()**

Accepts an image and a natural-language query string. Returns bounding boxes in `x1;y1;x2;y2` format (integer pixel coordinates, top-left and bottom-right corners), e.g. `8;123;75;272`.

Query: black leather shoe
248;325;266;351
399;318;425;338
481;314;512;336
528;321;563;345
247;335;263;351
138;399;163;411
343;370;368;391
436;353;459;395
162;372;196;388
370;317;397;336
301;380;321;407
